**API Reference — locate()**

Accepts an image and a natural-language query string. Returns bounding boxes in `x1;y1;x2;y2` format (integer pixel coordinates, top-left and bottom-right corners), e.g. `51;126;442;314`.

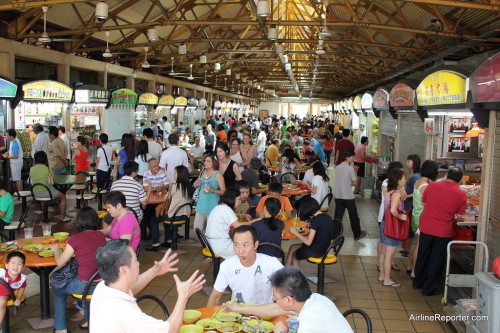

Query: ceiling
1;0;499;100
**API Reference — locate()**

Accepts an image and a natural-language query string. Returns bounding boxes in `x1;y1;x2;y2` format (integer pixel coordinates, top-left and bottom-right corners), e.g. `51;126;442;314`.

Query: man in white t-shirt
256;126;267;160
207;225;283;306
143;128;163;161
95;133;115;188
162;116;173;142
225;266;353;333
159;133;191;183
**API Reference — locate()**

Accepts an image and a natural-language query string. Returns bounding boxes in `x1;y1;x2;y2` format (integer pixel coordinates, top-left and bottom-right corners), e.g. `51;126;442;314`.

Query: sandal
60;216;71;223
79;321;89;331
382;281;401;288
391;264;401;271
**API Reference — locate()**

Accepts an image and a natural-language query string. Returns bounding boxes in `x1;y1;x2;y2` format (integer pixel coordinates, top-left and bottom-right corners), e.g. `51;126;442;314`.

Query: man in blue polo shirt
313;135;328;165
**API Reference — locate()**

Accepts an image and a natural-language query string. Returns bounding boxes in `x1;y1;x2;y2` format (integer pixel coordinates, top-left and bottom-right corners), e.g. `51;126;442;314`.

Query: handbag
383;191;410;241
155;196;172;217
193;169;204;204
50;258;78;289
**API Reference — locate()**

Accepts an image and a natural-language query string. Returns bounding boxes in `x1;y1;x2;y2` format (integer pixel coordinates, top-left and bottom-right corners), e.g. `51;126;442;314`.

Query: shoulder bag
49;258;79;289
383;191;410;241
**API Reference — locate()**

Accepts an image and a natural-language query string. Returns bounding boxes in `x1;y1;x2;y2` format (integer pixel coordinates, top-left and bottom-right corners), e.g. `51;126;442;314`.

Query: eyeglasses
272;294;292;303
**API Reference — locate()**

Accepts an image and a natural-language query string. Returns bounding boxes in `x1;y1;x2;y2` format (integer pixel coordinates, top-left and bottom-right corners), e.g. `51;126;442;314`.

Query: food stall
103;88;137;143
373;87;395;164
16;80;73;130
390;81;426;161
213;100;221;116
136;93;159;130
184;98;198;129
72;84;109;134
0;77;17;133
197;98;207;123
220;101;227;117
156;94;175;121
171;96;187;127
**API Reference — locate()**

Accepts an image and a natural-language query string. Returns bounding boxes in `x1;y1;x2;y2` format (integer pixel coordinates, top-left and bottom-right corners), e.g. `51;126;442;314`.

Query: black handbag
50;258;79;289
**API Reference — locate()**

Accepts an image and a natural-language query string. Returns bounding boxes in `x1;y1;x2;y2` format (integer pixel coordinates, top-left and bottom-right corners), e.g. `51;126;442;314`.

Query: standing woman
378;168;407;288
116;134;136;179
252;197;284;259
307;162;330;209
279;148;301;183
240;132;257;168
217;142;242;189
193;154;226;232
323;134;334;166
404;154;421;265
230;138;244;173
2;129;24;192
408;160;439;277
134;140;152;181
72;136;90;174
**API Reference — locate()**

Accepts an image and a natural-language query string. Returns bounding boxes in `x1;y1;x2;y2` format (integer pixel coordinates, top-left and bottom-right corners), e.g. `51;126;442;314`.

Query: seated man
90;239;205;333
235;180;251;222
207;225;283;306
256;182;293;219
0;184;15;231
241;158;268;217
225;266;353;333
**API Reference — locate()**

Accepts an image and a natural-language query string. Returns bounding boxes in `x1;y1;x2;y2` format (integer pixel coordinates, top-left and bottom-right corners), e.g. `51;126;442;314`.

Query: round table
147;191;167;205
52;175;88;194
0;236;63;329
282;219;310;240
259;184;311;197
186;306;288;333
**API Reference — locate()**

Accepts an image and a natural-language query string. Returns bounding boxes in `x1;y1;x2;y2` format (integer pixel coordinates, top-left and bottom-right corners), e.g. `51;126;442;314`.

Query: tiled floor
6;169;456;332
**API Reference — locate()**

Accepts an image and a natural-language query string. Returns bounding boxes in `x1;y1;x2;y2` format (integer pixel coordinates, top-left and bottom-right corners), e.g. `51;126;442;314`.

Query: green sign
111;88;137;105
0;78;17;98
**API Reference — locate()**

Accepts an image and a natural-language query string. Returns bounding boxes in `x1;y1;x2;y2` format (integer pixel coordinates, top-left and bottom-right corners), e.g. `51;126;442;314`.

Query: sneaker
354;231;367;241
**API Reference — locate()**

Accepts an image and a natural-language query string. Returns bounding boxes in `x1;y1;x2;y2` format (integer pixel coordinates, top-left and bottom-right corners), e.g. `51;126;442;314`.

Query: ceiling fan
203;70;210;85
38;6;79;43
142;46;150;68
174;64;202;80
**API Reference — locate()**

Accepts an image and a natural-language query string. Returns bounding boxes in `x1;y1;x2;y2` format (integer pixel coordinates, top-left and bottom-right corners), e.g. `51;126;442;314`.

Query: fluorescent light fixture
428;111;473;116
257;0;270;17
95;1;109;21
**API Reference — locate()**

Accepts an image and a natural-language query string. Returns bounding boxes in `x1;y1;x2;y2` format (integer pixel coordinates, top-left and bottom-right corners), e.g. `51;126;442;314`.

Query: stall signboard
214;100;221;108
158;95;175;106
416;71;466;106
390;83;415;107
342;99;349;112
347;97;354;111
174;96;187;106
470;52;500;103
0;77;17;98
199;98;207;108
187;98;199;107
361;93;373;109
75;85;109;104
373;88;389;109
138;93;159;105
23;80;72;101
111;88;137;105
221;101;227;109
353;95;362;111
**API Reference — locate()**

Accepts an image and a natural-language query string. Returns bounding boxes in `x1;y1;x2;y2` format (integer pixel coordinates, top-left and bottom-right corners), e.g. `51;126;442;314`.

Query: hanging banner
416;71;466;106
199;98;207;108
111;88;137;105
23;80;72;101
174;96;187;106
74;85;109;104
390;83;415;107
353;95;362;110
0;77;17;98
138;93;159;105
361;93;373;109
158;95;175;106
470;52;500;103
373;88;389;109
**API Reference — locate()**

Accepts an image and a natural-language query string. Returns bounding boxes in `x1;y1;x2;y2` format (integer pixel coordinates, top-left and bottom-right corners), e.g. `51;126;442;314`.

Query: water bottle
203;176;209;194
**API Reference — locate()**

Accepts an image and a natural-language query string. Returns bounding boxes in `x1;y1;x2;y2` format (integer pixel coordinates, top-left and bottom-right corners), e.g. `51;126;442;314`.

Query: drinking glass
24;227;33;244
42;224;52;240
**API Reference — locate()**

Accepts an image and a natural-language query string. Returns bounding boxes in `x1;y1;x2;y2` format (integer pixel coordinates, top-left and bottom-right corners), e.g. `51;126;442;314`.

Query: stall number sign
424;118;436;135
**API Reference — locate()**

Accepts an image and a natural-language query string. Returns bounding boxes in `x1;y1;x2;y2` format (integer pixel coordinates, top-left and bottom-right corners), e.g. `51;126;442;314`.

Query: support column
98;70;107;89
57;63;70;85
0;52;15;80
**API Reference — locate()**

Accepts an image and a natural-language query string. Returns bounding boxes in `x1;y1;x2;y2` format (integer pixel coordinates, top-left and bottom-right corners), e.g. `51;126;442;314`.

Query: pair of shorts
10;161;23;181
34;189;62;200
296;245;322;260
379;221;402;247
257;150;265;158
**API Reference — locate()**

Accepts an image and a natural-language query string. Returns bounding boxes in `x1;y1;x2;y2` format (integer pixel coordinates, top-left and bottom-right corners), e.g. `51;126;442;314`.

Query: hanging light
285;63;292;71
199;54;207;64
242;77;247;83
147;27;158;41
318;0;332;38
268;25;278;41
95;1;109;21
316;40;326;55
235;73;240;80
275;43;284;55
282;54;288;63
465;123;486;138
178;44;186;55
214;62;221;72
256;0;270;17
226;69;232;76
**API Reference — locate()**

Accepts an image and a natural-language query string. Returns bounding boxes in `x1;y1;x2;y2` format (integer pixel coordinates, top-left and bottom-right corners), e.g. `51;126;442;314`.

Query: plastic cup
287;316;299;333
42;224;52;240
24;227;33;244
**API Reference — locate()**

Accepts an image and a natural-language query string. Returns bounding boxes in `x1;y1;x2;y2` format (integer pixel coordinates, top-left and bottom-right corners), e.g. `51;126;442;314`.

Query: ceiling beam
403;0;500;11
0;0;86;10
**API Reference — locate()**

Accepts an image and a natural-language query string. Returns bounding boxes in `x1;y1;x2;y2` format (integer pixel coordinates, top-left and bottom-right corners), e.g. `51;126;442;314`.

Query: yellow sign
159;95;174;106
23;80;73;101
138;93;159;105
416;71;466;106
353;95;362;110
174;96;187;106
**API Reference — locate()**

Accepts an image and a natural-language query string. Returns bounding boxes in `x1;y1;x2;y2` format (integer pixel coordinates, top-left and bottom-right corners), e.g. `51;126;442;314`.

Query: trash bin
360;176;375;193
475;272;500;333
363;189;373;199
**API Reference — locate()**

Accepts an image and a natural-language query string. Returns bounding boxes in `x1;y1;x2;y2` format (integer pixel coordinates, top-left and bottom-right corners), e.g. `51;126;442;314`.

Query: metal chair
163;203;192;251
280;172;297;183
306;235;345;294
71;270;100;328
10;178;31;219
0;278;27;333
195;228;221;284
319;193;333;212
258;242;285;265
342;308;373;333
136;295;169;319
30;183;57;224
3;208;28;241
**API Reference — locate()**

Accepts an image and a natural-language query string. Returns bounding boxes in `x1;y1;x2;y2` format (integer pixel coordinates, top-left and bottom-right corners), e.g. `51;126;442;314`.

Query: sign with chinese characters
424;118;436;135
373;88;389;109
187;98;199;107
361;93;373;109
199;98;207;108
75;85;109;104
174;96;187;106
0;77;17;98
470;52;500;103
158;95;175;106
416;71;466;106
353;95;362;110
214;100;221;108
111;88;137;105
390;83;415;108
138;93;159;105
23;80;73;101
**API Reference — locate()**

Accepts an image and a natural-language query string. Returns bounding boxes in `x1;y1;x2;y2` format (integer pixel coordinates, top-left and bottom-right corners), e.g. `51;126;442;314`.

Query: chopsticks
210;300;236;319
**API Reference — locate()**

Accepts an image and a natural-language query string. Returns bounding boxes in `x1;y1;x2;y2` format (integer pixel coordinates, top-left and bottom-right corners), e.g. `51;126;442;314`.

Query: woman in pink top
102;191;141;251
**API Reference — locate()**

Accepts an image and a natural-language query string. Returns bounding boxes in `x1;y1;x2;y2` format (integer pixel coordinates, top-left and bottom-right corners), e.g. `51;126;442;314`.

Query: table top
53;175;88;185
259;184;311;197
282;219;309;240
148;191;167;205
187;306;287;332
0;237;62;268
268;166;309;174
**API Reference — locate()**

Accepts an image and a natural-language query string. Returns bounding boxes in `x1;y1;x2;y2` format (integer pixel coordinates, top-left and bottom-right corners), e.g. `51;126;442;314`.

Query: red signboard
470;52;500;103
390;83;415;107
373;88;389;109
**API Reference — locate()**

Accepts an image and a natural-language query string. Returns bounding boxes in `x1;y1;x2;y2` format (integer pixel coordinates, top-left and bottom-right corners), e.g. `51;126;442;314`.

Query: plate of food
22;244;49;253
196;318;222;330
38;250;55;258
215;311;242;322
0;245;18;253
297;227;306;233
216;322;243;333
242;320;274;333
